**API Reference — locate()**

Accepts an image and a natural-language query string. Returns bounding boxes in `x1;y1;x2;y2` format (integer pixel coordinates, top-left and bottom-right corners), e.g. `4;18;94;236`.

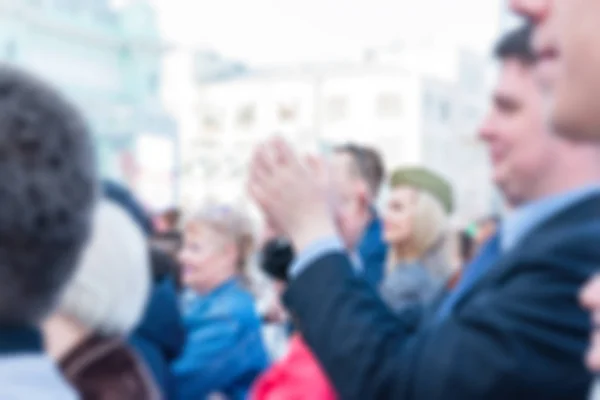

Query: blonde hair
185;202;255;277
389;188;451;279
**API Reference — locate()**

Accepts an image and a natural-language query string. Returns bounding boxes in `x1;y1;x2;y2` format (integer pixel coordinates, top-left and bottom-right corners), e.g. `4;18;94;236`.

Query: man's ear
356;180;371;209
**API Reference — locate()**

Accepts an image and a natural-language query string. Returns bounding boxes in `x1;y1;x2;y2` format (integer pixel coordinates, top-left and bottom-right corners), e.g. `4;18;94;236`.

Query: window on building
376;92;403;118
438;100;451;122
278;102;297;123
202;112;222;133
236;104;256;129
326;96;348;123
148;73;159;95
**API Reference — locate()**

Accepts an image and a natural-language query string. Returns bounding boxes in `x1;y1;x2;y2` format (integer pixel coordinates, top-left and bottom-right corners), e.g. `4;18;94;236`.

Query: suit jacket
284;194;600;400
357;214;387;287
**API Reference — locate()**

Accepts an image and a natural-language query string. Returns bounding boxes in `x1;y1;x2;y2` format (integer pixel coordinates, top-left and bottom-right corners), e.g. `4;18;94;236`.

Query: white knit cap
59;200;151;336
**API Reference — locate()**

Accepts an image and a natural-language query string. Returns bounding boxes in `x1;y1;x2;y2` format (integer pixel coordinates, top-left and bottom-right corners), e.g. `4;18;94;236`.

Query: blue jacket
357;214;387;287
173;278;269;400
130;278;185;399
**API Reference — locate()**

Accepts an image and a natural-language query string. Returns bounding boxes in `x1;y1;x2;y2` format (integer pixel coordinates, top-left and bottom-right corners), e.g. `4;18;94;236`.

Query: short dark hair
494;24;535;64
0;65;97;324
162;208;181;230
334;143;385;197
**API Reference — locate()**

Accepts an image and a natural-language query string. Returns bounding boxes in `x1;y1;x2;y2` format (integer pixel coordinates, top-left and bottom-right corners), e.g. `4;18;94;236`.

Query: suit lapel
453;192;600;312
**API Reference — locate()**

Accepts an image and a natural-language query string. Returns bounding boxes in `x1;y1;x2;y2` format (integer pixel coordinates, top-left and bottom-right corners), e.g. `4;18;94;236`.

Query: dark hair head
459;230;475;264
162;208;181;230
494;24;535;64
0;65;97;324
334;143;385;197
260;238;294;283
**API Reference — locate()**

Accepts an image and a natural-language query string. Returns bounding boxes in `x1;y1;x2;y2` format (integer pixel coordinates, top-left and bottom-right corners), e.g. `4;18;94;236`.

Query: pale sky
151;0;505;66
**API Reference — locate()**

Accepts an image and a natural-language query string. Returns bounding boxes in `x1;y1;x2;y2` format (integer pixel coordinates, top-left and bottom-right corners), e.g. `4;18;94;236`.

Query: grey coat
379;262;443;314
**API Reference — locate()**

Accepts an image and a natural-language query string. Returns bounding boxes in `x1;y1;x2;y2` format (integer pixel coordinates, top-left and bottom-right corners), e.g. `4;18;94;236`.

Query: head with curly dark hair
0;65;97;324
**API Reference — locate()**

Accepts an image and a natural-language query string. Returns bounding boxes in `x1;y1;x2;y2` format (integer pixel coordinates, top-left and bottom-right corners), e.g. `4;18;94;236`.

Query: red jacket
251;334;337;400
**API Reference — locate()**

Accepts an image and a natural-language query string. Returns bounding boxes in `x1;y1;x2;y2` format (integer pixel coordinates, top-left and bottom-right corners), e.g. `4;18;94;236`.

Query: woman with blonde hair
172;202;269;400
380;167;454;313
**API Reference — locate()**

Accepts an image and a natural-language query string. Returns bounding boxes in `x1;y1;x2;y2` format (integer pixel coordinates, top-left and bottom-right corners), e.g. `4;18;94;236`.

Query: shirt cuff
289;236;345;279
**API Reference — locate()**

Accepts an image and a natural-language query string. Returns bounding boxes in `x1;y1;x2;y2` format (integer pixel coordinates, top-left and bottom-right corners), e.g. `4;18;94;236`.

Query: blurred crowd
2;1;600;399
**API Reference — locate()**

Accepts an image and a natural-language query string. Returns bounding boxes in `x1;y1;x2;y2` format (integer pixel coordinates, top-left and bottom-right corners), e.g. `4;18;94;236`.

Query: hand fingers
249;143;283;221
252;142;277;179
272;137;302;170
305;154;325;176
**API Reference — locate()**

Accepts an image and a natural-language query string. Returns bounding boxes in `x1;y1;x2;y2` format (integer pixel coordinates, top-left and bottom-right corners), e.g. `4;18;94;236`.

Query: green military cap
389;167;454;214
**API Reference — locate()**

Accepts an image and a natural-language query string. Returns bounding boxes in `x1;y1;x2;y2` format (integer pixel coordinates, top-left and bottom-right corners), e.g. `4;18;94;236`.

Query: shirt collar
502;184;600;251
350;252;363;273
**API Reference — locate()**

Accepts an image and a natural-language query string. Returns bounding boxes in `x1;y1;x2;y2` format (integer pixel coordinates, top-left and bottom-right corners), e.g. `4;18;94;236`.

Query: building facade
0;0;177;211
183;49;496;222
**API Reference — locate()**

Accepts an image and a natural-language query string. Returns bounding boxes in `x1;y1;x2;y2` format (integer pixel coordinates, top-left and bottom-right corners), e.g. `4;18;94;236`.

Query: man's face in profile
328;153;368;250
511;0;600;140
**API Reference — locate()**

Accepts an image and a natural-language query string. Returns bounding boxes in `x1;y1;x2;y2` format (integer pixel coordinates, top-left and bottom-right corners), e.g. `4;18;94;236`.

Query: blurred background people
456;214;501;268
458;228;476;267
252;236;337;400
155;208;182;235
104;180;186;399
259;236;292;327
254;220;293;361
153;207;183;260
473;215;500;252
0;66;97;399
380;167;454;313
43;200;157;399
329;144;387;286
172;203;269;400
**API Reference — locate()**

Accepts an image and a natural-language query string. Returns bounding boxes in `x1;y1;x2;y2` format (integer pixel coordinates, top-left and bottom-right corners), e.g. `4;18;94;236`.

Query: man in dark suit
512;2;600;398
248;25;600;400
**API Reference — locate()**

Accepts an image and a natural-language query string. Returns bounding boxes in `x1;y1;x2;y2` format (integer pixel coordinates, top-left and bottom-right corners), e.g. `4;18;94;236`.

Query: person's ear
356;181;371;209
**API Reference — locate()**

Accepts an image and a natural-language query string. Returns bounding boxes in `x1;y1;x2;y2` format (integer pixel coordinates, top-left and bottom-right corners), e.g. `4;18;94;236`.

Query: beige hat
59;200;150;335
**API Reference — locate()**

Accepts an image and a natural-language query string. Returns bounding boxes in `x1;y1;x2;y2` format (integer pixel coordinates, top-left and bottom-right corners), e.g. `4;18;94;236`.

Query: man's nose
509;0;550;24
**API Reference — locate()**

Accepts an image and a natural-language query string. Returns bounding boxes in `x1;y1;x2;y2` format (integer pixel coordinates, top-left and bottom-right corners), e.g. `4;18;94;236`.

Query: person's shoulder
207;282;260;323
500;216;600;296
0;354;79;400
64;336;137;377
526;216;600;264
64;337;159;399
